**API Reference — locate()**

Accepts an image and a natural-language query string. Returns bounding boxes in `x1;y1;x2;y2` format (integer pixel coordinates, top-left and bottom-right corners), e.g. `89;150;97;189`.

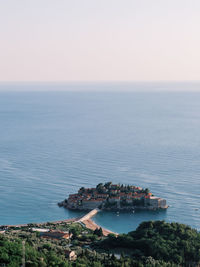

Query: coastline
77;208;117;236
0;209;117;237
81;219;117;236
59;182;168;212
0;218;77;228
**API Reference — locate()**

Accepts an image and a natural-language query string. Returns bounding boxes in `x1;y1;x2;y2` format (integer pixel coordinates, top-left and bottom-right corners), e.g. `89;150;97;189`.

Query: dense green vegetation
0;220;200;266
0;235;22;266
99;220;200;266
0;232;177;267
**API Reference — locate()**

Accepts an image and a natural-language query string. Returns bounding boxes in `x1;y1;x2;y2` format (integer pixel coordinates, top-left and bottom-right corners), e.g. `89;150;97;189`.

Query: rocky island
58;182;168;211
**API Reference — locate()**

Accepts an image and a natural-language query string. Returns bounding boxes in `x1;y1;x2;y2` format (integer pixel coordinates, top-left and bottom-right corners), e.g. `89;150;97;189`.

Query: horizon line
0;80;200;92
1;80;200;84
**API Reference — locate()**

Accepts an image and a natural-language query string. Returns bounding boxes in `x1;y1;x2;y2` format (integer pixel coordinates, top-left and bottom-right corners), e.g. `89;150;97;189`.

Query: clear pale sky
0;0;200;82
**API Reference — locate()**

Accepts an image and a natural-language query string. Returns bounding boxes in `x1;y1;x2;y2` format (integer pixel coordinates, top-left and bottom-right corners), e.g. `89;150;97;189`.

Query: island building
59;182;168;211
144;196;167;209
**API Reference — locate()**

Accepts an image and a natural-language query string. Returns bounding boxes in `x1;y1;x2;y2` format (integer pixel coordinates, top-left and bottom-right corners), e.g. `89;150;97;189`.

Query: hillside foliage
100;220;200;265
0;221;200;266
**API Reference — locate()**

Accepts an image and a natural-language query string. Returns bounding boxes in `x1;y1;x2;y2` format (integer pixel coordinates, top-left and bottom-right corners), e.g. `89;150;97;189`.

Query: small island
58;182;168;211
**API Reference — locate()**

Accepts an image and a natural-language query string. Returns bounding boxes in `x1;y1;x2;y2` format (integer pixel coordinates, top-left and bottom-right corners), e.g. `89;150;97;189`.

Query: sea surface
0;83;200;233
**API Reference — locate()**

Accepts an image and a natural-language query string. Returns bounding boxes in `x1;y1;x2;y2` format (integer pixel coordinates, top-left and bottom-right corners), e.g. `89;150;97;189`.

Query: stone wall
82;200;102;210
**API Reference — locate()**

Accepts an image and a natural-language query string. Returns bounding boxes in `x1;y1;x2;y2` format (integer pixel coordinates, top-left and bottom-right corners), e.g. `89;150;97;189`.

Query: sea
0;82;200;233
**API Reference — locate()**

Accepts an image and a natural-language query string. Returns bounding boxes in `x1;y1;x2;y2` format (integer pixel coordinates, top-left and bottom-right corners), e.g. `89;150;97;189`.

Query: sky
0;0;200;82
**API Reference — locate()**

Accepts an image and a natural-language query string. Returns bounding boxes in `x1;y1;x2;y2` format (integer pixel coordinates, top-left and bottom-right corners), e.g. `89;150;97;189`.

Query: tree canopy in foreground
100;220;200;265
0;220;200;266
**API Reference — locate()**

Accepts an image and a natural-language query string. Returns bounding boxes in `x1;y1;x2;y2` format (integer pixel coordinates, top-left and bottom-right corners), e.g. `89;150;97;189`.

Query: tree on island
144;188;150;194
104;182;112;189
79;187;85;193
96;183;105;194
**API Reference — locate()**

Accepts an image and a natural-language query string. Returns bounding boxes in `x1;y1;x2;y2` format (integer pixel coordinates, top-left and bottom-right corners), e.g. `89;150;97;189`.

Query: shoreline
0;218;77;228
77;208;117;236
63;206;169;212
81;218;117;236
0;209;117;237
60;182;168;211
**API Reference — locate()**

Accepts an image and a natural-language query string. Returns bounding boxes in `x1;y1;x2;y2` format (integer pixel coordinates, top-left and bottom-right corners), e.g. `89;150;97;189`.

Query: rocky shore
58;182;168;211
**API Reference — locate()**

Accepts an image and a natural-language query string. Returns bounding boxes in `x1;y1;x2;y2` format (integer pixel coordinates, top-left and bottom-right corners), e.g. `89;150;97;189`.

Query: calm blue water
0;84;200;233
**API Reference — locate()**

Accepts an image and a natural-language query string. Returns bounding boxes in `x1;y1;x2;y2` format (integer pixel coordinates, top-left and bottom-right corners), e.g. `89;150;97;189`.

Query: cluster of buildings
62;183;167;210
32;228;72;240
32;228;77;261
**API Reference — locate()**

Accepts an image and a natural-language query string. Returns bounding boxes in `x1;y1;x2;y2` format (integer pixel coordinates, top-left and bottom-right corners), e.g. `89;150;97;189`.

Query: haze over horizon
1;0;200;83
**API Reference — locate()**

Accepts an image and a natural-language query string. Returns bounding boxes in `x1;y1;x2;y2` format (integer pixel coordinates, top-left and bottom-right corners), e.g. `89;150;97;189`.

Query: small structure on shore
32;228;50;233
65;249;77;261
40;230;72;240
58;182;168;211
